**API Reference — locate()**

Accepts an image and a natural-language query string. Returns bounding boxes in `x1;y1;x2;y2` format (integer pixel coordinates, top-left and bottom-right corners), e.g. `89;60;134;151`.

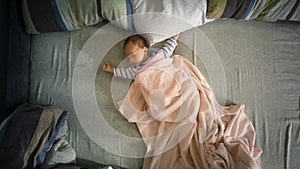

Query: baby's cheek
137;56;145;63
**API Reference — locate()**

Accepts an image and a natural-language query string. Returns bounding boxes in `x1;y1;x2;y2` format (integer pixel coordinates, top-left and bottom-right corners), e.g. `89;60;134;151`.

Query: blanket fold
0;104;75;169
118;55;262;169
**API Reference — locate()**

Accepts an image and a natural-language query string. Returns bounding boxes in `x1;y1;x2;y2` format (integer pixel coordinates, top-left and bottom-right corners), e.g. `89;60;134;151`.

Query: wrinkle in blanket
118;55;262;169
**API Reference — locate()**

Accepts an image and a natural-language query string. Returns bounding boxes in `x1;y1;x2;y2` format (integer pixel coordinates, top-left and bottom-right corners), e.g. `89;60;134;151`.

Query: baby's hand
171;34;179;41
102;62;114;74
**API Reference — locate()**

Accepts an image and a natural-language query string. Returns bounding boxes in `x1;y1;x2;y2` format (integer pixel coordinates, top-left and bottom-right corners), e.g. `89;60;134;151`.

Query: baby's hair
124;35;150;48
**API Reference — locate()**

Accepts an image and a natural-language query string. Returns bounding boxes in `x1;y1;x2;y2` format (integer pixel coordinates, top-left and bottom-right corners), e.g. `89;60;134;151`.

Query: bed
1;0;300;169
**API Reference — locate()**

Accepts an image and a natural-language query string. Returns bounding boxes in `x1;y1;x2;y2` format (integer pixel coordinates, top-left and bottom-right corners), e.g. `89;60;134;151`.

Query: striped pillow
206;0;299;23
22;0;132;34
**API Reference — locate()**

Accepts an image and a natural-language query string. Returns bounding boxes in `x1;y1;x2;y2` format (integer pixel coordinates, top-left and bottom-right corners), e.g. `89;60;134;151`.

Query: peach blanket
118;55;262;169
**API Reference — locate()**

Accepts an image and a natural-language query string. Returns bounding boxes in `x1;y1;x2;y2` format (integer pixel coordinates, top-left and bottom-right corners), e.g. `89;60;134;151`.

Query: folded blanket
0;104;74;169
118;55;262;169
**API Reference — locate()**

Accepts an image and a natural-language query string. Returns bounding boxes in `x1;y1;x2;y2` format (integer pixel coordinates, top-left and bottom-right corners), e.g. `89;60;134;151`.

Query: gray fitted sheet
29;19;300;169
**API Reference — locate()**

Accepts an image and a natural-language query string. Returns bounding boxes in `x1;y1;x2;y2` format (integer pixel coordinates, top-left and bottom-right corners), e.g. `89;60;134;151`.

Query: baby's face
124;42;147;66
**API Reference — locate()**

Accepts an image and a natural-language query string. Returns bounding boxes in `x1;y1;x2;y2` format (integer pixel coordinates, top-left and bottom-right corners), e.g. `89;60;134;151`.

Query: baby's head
124;35;149;66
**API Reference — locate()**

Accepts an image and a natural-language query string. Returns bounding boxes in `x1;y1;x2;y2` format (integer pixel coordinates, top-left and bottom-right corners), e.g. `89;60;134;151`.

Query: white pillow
130;0;212;45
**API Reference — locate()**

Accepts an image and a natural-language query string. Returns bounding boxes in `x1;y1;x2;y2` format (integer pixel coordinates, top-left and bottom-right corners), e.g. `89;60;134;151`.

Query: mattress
29;19;300;169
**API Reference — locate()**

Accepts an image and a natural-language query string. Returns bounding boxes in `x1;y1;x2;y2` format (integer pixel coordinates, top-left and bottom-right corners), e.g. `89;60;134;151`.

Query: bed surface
28;19;300;169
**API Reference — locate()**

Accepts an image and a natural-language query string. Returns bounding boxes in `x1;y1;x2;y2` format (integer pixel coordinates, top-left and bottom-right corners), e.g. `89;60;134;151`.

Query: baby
102;34;179;80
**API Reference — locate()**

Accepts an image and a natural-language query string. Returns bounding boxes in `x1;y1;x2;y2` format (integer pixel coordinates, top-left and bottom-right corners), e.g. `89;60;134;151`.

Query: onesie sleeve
161;38;177;58
114;66;138;80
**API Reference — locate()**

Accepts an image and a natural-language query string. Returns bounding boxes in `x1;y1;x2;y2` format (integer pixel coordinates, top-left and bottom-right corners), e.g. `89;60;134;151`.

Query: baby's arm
114;66;137;80
161;34;179;58
102;62;137;80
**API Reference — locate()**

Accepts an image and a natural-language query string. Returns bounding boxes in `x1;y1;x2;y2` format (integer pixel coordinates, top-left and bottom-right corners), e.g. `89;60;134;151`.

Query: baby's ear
143;47;148;52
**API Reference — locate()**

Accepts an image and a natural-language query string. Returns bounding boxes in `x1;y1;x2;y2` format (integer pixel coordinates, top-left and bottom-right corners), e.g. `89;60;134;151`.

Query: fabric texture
0;104;74;169
207;0;300;22
22;0;130;34
118;55;262;169
41;117;76;169
27;19;300;169
130;0;210;45
0;104;43;169
35;111;71;168
21;0;210;40
21;0;300;37
22;105;65;168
